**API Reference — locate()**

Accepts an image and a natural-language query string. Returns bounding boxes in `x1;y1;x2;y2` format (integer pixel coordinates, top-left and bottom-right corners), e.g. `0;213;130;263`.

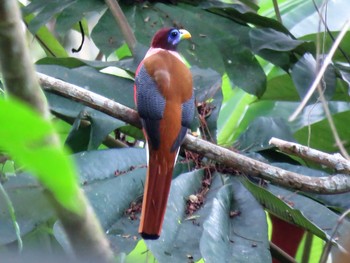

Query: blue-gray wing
171;93;195;151
135;65;166;150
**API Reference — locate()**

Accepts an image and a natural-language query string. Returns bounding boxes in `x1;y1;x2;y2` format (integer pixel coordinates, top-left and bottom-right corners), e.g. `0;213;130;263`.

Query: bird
134;27;195;240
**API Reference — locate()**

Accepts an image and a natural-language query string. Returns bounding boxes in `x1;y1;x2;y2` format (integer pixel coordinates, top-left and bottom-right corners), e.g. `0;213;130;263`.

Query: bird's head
151;27;191;51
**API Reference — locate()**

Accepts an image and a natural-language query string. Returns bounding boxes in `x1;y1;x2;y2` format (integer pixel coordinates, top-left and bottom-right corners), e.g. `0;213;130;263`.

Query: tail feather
139;150;175;239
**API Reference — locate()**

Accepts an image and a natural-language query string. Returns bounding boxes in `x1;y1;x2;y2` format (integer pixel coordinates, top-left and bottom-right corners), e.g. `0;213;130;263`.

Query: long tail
139;150;175;240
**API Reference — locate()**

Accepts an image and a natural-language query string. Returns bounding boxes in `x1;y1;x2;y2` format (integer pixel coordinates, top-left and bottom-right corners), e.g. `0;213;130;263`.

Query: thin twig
269;137;350;174
301;232;312;263
270;241;298;263
38;72;350;194
319;208;350;263
289;19;350;122
272;0;282;24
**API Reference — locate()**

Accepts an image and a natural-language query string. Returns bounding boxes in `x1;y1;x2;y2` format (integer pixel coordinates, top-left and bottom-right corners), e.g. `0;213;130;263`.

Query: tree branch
38;72;350;194
269;137;350;174
0;1;114;261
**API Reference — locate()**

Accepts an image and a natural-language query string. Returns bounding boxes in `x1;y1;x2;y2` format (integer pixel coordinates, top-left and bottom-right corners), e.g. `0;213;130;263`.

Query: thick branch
38;73;350;194
269;137;350;174
0;1;113;261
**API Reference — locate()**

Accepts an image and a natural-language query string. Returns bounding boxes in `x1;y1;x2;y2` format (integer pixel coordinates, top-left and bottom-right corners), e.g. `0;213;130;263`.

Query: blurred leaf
0;97;80;213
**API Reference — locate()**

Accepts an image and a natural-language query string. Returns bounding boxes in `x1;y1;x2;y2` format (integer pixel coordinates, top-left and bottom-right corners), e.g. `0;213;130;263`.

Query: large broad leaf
53;148;146;253
200;176;271;263
262;68;300;101
37;64;135;108
144;169;205;262
22;0;75;34
219;36;267;97
55;0;105;36
54;148;197;255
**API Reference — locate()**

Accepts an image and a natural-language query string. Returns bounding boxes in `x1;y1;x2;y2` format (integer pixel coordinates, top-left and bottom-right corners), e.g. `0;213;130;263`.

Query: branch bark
269;137;350;174
0;1;114;261
38;72;350;194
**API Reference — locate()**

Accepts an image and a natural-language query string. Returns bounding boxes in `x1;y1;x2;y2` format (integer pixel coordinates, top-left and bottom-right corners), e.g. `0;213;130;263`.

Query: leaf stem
0;181;23;253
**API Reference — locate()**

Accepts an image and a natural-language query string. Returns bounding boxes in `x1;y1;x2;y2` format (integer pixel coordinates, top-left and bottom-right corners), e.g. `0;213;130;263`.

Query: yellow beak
179;29;191;40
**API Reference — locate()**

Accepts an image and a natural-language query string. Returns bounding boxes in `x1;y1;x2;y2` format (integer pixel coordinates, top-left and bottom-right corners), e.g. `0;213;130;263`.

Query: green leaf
219;37;267;97
55;0;105;36
217;87;257;145
23;0;75;34
250;28;304;52
54;148;146;253
200;176;271;263
0;97;80;213
234;117;295;152
205;6;291;35
37;64;135;108
291;53;336;102
145;169;204;262
262;68;300;100
294;110;350;152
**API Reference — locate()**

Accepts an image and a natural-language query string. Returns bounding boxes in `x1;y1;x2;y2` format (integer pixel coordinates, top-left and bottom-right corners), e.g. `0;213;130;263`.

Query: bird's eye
171;31;178;38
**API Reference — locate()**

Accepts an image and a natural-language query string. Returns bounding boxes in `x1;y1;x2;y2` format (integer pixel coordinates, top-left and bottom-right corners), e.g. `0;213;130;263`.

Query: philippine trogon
134;27;195;239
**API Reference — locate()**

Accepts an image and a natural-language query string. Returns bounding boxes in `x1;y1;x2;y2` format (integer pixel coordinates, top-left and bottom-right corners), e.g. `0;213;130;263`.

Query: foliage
1;0;350;262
